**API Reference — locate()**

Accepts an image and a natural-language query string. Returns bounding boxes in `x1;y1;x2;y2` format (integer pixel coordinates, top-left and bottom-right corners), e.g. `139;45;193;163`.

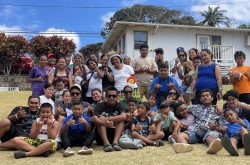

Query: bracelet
15;113;19;119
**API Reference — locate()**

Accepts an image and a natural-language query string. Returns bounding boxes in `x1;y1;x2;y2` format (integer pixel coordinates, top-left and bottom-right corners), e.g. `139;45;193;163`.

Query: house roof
102;21;250;50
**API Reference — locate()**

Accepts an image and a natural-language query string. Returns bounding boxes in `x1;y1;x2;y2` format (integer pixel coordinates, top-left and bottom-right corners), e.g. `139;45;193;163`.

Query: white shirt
112;64;137;91
39;95;55;114
86;72;102;97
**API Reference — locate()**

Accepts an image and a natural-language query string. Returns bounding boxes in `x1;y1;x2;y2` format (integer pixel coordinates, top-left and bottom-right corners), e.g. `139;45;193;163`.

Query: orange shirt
231;66;250;94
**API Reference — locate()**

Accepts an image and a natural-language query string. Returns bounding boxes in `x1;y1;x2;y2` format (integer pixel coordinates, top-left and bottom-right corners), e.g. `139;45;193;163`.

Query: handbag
81;72;94;97
119;134;143;149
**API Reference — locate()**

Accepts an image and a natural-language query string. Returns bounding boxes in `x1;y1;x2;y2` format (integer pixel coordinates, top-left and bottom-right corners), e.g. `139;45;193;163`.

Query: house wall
122;26;250;65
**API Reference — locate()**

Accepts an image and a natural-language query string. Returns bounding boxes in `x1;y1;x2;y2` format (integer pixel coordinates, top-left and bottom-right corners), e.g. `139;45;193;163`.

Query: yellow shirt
231;66;250;94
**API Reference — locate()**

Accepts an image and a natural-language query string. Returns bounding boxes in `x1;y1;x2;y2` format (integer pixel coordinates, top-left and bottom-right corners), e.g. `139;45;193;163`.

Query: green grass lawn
1;87;250;165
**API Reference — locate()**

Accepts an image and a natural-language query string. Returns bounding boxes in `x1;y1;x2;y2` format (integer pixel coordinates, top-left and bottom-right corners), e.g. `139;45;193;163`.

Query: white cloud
191;0;250;24
121;0;147;7
100;11;115;27
39;28;80;51
0;24;23;35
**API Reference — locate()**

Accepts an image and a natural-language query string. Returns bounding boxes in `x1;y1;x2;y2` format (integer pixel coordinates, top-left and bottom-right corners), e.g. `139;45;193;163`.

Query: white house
102;21;250;74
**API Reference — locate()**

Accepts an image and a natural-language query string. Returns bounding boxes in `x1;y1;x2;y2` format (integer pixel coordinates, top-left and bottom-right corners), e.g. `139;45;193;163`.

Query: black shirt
94;102;125;117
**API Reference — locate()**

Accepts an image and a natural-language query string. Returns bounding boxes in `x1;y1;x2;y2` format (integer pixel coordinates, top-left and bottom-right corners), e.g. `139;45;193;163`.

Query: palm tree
199;6;230;27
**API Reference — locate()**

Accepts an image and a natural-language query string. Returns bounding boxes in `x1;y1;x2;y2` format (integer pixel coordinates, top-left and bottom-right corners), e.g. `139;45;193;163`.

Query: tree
101;4;196;38
238;24;250;29
29;35;76;59
79;43;103;61
0;33;28;75
199;6;230;27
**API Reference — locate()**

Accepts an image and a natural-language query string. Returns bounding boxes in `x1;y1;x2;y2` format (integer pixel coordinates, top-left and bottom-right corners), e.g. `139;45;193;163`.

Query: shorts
24;138;57;152
185;130;221;144
181;83;191;95
1;123;28;142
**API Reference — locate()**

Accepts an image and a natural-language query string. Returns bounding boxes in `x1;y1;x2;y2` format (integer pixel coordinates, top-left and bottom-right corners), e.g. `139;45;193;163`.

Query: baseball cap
155;48;164;54
70;84;82;92
48;53;55;58
176;47;185;54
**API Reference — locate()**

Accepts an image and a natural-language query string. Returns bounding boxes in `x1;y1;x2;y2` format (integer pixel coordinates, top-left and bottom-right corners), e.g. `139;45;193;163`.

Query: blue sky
0;0;250;51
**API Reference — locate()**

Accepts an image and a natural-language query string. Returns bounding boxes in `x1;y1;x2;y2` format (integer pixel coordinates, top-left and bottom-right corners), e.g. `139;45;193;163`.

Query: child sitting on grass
61;101;93;157
131;102;164;146
154;103;180;142
148;95;158;118
124;97;138;132
209;108;250;156
13;103;59;159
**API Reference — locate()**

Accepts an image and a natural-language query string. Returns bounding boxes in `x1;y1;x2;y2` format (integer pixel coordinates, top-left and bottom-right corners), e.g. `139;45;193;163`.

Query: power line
0;1;250;9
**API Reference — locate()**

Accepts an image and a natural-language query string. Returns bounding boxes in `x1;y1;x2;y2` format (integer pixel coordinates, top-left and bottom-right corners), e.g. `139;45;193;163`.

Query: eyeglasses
107;95;118;98
124;91;132;94
178;54;185;58
168;92;177;95
71;92;81;96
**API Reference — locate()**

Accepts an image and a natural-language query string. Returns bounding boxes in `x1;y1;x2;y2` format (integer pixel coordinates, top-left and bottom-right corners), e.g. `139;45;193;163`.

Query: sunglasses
71;92;81;96
107;95;118;98
178;54;185;57
168;92;177;95
124;91;132;94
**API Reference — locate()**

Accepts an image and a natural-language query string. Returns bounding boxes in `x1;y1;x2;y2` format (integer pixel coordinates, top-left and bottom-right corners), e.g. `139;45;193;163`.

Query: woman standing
28;55;48;96
191;49;222;105
188;48;199;62
110;54;137;92
48;57;73;89
99;54;114;90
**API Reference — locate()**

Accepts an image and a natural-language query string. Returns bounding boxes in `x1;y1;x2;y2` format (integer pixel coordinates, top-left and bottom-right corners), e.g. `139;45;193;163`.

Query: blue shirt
62;114;91;134
225;119;250;138
150;75;180;107
195;63;218;90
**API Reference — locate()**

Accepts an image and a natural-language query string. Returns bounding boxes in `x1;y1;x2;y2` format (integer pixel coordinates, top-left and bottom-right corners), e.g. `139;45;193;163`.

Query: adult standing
150;63;180;107
110;54;137;92
28;55;48;96
191;49;222;105
99;54;114;90
229;51;250;119
48;57;73;89
132;44;158;100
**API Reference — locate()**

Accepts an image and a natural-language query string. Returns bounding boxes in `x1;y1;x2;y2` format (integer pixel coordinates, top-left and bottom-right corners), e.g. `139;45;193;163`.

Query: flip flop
103;144;113;152
112;143;122;151
221;136;239;156
243;133;250;155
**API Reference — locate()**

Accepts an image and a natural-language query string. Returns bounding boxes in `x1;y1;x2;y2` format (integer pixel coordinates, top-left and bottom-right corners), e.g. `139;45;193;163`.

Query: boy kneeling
61;101;93;157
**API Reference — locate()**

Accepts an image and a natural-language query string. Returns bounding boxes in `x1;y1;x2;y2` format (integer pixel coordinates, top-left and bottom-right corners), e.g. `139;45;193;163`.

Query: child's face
235;55;245;66
224;110;238;124
148;96;156;106
226;96;237;108
160;107;170;115
193;59;201;69
92;90;102;102
40;107;52;122
44;86;54;98
128;102;137;113
137;104;147;117
74;66;81;74
56;82;65;90
72;105;84;118
176;104;189;118
62;92;71;104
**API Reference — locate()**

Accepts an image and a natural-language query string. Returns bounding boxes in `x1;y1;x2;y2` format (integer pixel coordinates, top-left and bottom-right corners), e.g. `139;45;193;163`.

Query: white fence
0;87;19;91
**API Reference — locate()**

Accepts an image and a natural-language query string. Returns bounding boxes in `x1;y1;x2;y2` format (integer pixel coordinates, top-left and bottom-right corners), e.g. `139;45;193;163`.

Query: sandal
112;143;122;151
103;144;113;152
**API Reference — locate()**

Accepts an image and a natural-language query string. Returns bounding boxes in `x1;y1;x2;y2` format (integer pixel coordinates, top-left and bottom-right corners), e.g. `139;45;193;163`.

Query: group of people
0;45;250;159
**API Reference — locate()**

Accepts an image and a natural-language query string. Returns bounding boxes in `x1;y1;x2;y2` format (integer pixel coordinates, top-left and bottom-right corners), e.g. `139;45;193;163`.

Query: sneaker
152;141;160;147
14;150;26;159
158;140;165;146
168;135;176;143
78;146;93;155
173;143;193;153
221;136;239;156
207;138;223;154
63;147;75;157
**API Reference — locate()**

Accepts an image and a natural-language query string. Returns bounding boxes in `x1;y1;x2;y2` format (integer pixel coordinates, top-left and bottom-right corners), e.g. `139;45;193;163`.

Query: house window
134;31;148;49
211;35;221;45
